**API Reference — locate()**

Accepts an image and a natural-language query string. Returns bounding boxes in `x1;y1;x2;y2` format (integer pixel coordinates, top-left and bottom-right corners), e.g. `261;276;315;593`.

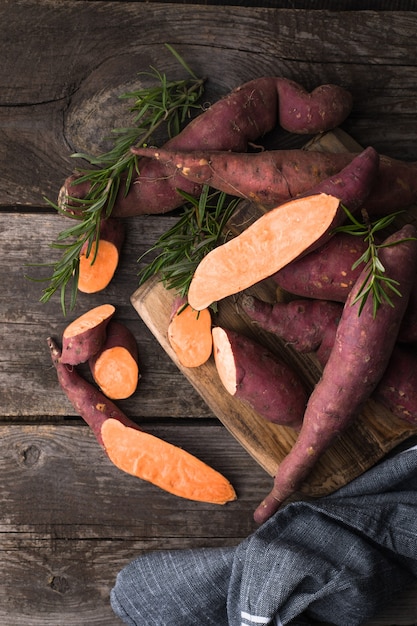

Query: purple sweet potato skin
254;224;417;524
213;327;307;429
272;232;368;302
240;294;343;354
60;310;115;366
48;337;136;446
374;344;417;426
61;77;352;217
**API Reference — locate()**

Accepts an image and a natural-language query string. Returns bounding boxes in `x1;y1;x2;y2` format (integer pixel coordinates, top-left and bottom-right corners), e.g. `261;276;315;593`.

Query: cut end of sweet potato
101;418;237;504
212;327;238;395
188;193;341;310
168;303;212;368
61;304;115;365
92;346;139;399
78;240;120;293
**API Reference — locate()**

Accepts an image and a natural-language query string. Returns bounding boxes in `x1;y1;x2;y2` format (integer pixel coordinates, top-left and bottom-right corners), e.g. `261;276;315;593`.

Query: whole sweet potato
212;326;307;429
254;224;417;524
60;77;352;217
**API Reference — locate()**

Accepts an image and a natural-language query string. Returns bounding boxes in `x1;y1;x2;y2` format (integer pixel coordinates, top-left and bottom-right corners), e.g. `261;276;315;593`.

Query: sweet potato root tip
212;326;307;429
167;303;212;368
254;224;417;524
61;304;116;365
188;193;341;310
101;418;237;504
78;218;125;294
48;336;235;504
89;321;140;400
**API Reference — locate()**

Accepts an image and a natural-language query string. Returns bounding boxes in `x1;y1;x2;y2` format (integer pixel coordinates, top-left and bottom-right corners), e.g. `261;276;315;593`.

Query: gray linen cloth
111;440;417;626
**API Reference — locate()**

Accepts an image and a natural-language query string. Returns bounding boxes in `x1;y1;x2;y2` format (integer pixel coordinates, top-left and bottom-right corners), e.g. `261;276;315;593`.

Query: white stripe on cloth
241;610;280;624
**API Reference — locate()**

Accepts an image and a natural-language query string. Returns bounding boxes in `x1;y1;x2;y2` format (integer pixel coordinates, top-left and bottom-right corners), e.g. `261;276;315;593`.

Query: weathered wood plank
1;4;417;208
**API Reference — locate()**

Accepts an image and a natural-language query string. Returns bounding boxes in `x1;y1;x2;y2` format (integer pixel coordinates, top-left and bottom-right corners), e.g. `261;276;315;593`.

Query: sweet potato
89;320;139;400
133;145;417;216
374;344;417;426
78;218;125;294
48;336;236;504
272;232;368;302
61;303;115;365
212;327;307;429
167;299;213;368
254;224;417;524
60;77;352;217
240;294;343;355
187;193;342;311
133;146;379;213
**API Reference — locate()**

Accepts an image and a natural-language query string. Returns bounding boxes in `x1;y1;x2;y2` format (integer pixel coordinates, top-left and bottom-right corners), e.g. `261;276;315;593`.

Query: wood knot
19;444;41;467
48;575;70;594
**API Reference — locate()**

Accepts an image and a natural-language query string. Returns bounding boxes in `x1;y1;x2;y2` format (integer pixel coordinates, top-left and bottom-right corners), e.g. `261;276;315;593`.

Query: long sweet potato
133;146;379;213
133;145;417;216
240;295;343;355
254;223;417;524
187;193;342;311
89;320;140;400
61;303;115;365
48;337;236;504
212;327;307;429
60;77;352;217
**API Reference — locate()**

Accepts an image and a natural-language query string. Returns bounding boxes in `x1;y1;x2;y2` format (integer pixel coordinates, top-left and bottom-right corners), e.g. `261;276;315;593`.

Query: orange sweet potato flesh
168;302;212;368
89;320;139;400
78;218;125;293
48;336;236;505
254;224;417;524
60;77;352;217
187;193;341;311
61;303;115;365
212;327;307;429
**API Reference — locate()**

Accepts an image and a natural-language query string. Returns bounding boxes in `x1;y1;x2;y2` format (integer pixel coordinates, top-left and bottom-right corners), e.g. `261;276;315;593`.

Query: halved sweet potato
61;303;115;365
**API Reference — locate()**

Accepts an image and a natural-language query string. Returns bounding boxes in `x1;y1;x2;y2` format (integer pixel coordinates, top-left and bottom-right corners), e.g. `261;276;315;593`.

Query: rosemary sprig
37;45;205;314
334;207;409;317
138;185;240;305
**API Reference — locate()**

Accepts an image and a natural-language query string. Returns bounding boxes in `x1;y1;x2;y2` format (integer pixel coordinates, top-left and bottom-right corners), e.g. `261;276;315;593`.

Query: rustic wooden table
2;2;417;625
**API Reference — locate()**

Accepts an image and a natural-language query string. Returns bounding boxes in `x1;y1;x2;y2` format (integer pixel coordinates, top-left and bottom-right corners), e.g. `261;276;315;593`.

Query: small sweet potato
78;218;125;294
187;193;342;311
61;303;115;365
254;223;417;524
89;320;140;400
272;232;368;302
60;77;352;217
212;327;307;429
48;336;236;504
240;294;343;355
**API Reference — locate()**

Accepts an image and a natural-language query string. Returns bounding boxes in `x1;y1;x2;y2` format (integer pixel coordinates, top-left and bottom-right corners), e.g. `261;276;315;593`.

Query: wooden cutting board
131;128;417;498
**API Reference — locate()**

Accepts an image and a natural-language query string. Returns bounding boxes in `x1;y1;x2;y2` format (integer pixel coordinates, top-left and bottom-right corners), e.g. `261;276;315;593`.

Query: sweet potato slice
78;218;125;293
187;193;341;310
61;303;115;365
168;301;212;368
89;321;139;400
48;337;236;505
212;327;307;429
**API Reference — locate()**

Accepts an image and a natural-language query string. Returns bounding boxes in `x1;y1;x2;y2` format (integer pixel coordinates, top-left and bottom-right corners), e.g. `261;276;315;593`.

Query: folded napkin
111;439;417;626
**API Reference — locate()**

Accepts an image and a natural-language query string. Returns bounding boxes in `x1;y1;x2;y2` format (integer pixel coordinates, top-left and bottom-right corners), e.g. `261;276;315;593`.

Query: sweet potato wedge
61;303;115;365
167;300;213;368
187;193;341;311
212;327;307;429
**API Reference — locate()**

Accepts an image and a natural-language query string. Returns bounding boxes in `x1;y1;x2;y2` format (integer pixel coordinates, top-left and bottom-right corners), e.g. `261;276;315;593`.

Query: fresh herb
138;185;239;306
335;206;410;317
37;45;205;314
